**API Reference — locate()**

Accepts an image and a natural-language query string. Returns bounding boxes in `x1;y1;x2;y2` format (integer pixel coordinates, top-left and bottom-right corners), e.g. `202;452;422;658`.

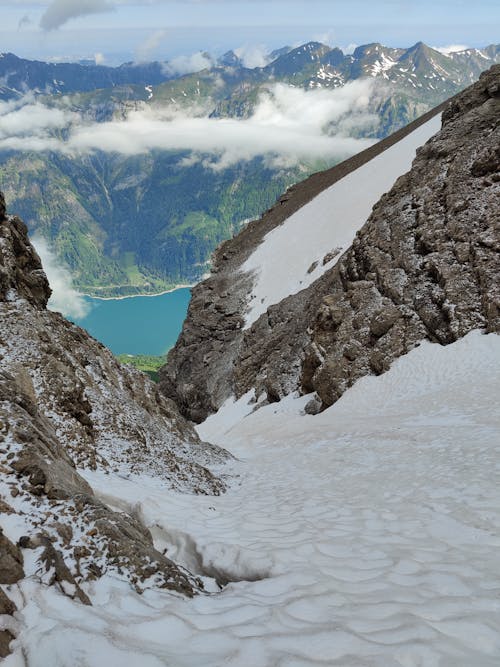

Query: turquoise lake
70;288;192;356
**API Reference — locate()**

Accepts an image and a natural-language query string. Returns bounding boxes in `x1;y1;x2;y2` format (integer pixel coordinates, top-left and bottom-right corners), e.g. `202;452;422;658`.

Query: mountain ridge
161;64;500;422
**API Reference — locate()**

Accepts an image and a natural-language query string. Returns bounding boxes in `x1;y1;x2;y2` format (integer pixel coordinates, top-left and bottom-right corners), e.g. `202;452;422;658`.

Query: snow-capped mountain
214;40;500;109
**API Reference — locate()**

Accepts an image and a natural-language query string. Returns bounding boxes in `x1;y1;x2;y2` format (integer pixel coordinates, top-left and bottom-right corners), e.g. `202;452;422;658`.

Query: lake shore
70;287;192;356
81;284;194;301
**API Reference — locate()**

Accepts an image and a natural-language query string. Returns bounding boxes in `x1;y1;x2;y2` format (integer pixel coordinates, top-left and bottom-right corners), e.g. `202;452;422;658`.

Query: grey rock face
161;100;451;422
0;215;51;308
0;586;17;658
162;65;499;418
0;198;231;622
0;529;24;584
0;529;23;658
297;65;500;409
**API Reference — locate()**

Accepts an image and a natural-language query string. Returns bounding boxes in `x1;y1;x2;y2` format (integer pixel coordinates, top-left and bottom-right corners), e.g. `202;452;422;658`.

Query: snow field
5;330;500;666
242;114;442;328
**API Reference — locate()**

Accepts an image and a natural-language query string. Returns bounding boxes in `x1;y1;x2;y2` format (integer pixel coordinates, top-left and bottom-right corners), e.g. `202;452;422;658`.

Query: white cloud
135;29;168;63
0;80;377;169
311;29;335;46
164;51;214;75
40;0;114;30
343;43;357;55
0;97;78;152
234;44;270;68
94;51;106;64
71;80;376;167
31;235;91;319
433;44;470;56
0;99;74;136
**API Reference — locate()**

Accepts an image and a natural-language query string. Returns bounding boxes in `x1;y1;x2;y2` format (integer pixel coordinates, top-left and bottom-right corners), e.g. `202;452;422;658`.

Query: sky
0;0;498;65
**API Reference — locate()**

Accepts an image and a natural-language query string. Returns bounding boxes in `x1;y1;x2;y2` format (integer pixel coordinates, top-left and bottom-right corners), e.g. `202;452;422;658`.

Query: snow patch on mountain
370;53;397;76
7;330;500;666
242;113;442;328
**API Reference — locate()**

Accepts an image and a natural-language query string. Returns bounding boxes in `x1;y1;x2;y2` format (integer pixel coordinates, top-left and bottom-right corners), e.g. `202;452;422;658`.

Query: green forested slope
0;150;308;295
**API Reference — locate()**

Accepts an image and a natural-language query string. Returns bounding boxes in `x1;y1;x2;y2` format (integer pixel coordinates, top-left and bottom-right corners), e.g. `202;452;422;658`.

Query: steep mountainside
0;195;231;655
161;65;500;422
0;153;300;297
1;42;498;296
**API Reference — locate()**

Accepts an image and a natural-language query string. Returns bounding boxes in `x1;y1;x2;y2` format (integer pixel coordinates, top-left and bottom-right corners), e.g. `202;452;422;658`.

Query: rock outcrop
0;527;24;657
0;200;231;655
161;65;500;419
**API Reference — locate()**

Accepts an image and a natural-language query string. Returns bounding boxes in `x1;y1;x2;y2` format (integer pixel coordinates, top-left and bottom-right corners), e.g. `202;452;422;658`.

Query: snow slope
242;114;442;328
6;330;500;666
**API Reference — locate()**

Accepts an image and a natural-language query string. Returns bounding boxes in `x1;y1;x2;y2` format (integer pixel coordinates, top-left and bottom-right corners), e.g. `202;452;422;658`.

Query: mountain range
0;41;499;296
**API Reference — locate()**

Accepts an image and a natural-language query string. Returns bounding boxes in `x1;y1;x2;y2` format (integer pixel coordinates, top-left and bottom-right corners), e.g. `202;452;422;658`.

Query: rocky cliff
161;65;500;421
0;198;230;654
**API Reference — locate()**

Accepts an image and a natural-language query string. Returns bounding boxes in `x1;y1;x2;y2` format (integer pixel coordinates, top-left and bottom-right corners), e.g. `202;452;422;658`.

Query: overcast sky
1;0;499;64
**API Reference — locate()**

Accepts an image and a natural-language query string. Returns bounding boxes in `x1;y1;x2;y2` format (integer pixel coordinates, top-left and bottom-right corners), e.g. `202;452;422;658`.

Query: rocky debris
322;248;342;265
0;362;203;602
0;587;17;658
0;529;24;584
162;65;500;419
21;533;91;605
0;197;231;622
0;530;23;658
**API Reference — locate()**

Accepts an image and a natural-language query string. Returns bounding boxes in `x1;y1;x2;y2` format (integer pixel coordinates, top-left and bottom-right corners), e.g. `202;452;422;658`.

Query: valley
1;40;498;297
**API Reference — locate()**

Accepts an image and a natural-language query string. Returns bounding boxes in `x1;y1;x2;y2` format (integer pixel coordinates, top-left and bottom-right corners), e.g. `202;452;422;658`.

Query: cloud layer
0;81;377;169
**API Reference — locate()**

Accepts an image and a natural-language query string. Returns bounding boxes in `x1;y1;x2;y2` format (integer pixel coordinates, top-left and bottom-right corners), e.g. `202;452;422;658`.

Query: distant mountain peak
218;50;242;67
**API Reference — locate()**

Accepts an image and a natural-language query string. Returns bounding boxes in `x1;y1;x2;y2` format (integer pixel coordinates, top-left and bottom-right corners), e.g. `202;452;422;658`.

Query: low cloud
234;44;270;69
434;44;470;56
31;235;91;319
135;29;168;63
0;80;377;169
343;43;357;55
71;80;376;168
40;0;114;31
164;51;214;75
0;98;74;135
0;96;78;152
